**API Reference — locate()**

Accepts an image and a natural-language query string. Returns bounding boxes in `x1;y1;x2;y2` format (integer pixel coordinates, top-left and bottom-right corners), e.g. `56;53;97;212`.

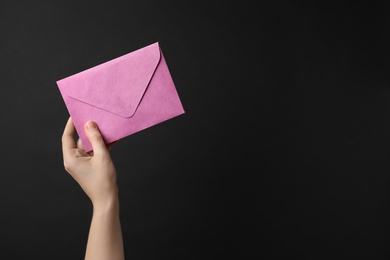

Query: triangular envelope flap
58;42;161;118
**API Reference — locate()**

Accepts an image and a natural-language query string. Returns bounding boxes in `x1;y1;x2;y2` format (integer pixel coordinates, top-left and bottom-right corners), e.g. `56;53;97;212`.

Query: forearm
85;196;125;260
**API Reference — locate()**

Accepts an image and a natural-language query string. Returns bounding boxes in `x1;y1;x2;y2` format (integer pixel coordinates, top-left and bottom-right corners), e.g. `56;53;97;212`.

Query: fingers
62;117;76;151
85;121;108;156
76;138;83;150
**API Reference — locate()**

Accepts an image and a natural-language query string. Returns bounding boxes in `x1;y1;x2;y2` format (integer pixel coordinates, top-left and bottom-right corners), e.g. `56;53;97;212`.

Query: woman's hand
61;117;118;208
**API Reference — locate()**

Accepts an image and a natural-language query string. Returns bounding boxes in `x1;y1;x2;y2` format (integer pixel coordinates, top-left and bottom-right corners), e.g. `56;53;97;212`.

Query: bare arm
86;194;123;260
62;118;125;260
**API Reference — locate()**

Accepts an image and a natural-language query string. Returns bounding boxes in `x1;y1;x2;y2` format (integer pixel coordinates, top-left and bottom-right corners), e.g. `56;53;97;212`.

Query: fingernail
86;121;96;129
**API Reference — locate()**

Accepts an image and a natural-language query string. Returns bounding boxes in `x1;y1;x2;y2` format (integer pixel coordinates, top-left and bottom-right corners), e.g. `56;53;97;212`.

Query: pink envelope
57;42;185;152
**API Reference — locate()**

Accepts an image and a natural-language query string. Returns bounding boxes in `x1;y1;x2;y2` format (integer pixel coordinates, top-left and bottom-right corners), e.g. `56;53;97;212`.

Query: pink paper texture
57;42;185;152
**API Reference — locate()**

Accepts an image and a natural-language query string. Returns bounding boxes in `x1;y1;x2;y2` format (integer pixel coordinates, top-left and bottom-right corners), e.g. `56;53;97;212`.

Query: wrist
92;192;119;212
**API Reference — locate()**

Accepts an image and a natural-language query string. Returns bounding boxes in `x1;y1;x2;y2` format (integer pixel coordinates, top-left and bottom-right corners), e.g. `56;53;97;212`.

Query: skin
62;117;125;260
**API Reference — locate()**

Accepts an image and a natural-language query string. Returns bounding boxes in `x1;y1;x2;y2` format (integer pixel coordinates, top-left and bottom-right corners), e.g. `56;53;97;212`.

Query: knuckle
63;161;73;173
90;132;104;143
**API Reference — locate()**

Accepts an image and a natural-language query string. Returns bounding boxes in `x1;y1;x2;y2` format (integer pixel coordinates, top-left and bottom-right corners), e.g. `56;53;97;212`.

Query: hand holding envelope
57;42;185;152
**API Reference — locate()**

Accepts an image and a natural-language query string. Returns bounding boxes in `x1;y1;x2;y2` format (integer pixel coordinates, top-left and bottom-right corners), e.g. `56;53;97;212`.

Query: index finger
62;117;77;151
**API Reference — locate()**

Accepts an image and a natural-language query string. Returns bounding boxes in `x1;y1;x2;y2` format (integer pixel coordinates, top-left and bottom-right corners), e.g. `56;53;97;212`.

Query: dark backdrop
1;1;390;259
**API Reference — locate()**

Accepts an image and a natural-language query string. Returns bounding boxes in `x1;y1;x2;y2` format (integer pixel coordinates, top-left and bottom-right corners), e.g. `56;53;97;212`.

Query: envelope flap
57;42;161;118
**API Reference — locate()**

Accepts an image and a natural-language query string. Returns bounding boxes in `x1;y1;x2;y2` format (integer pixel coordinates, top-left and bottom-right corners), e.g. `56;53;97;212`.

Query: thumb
85;121;108;155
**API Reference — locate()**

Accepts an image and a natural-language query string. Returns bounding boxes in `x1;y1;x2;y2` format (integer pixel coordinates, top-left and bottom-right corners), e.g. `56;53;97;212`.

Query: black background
1;1;390;259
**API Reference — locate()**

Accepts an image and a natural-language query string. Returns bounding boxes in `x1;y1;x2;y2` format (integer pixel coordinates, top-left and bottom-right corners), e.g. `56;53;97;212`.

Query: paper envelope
57;42;185;152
